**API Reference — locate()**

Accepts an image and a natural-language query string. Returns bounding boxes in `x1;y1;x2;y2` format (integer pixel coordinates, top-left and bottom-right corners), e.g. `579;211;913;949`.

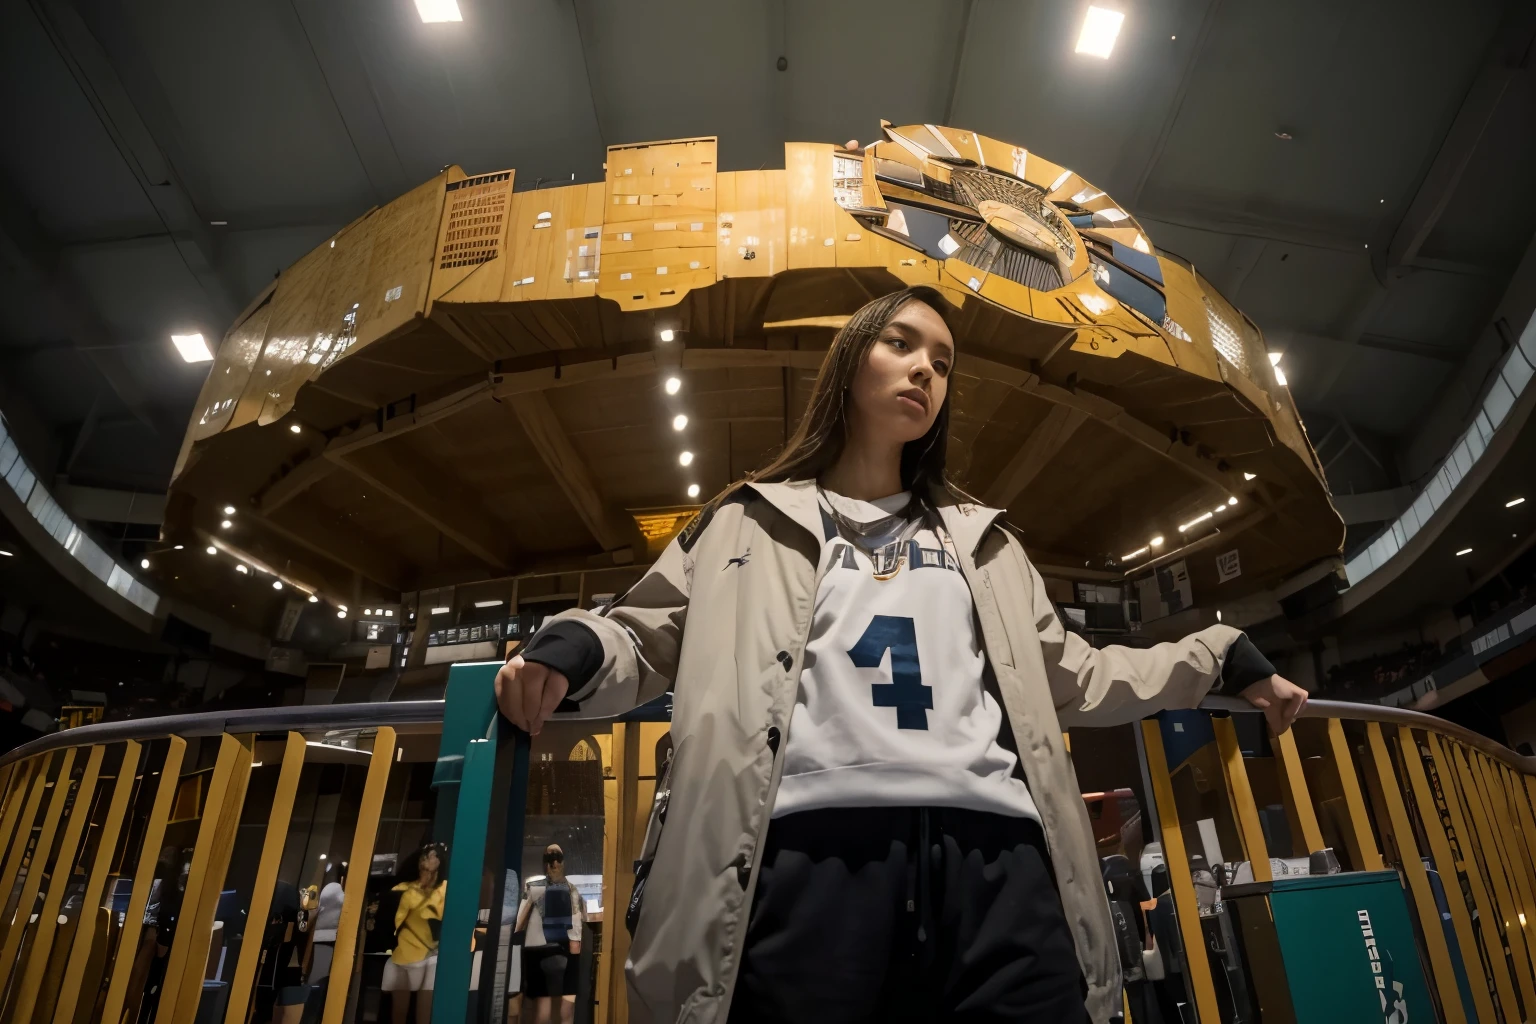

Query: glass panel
1503;347;1533;396
1483;374;1514;429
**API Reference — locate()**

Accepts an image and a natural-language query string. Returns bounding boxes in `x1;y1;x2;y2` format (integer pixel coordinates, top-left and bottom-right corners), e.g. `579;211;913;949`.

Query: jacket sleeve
1025;556;1275;728
519;531;692;719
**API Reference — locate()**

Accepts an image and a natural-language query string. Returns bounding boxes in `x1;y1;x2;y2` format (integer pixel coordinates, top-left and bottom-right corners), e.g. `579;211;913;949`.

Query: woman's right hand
495;655;569;737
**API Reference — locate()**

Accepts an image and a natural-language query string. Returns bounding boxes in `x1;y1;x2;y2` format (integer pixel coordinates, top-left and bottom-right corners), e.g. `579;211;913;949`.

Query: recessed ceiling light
430;606;450;614
673;414;688;431
1121;546;1149;560
236;564;248;574
1274;131;1293;141
687;483;701;499
1074;6;1124;58
474;599;505;608
140;558;150;569
289;424;301;434
665;376;682;395
205;546;216;556
223;505;236;515
308;595;319;603
1507;497;1526;508
337;610;347;618
1179;511;1214;532
1456;547;1472;556
385;609;393;616
414;0;462;22
0;549;12;557
1243;472;1257;481
659;328;676;342
1150;536;1164;547
679;451;694;466
1268;352;1283;366
171;333;213;363
1227;496;1238;506
174;544;183;550
272;580;283;590
339;605;348;612
364;608;373;616
220;519;232;529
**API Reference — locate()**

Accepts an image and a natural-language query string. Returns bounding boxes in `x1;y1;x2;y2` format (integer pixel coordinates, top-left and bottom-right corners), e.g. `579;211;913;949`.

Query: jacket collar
745;478;1005;561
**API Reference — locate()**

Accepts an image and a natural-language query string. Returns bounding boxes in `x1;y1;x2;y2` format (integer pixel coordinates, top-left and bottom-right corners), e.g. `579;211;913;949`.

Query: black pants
727;806;1091;1024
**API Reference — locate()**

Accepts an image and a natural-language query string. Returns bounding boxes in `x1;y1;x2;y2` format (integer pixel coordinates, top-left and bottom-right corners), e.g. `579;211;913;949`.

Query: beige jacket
551;478;1244;1024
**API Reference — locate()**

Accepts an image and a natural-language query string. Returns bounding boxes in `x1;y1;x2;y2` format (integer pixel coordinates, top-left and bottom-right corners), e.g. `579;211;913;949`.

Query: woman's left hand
1239;674;1309;735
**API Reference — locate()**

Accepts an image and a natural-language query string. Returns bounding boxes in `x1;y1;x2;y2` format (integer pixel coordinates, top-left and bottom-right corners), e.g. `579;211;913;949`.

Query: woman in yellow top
385;842;447;1024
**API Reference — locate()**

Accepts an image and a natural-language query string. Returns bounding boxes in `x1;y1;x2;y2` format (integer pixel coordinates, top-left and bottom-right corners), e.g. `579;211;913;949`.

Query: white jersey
772;489;1040;821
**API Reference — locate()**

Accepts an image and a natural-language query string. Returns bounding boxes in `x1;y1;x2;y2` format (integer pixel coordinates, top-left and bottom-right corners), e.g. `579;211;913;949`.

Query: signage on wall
1216;549;1242;584
1135;559;1192;623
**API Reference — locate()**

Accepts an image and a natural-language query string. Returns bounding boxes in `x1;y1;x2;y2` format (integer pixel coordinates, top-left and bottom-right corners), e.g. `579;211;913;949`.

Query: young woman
495;286;1306;1024
516;843;588;1024
385;842;447;1024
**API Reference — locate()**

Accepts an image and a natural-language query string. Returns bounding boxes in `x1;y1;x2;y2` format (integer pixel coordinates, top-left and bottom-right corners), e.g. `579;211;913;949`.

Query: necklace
819;488;930;581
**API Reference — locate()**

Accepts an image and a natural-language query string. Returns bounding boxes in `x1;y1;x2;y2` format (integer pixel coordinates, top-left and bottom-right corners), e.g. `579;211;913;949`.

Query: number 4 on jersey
848;615;932;730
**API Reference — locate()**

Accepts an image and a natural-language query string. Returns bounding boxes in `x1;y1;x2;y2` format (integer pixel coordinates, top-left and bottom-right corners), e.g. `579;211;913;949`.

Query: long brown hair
734;285;959;499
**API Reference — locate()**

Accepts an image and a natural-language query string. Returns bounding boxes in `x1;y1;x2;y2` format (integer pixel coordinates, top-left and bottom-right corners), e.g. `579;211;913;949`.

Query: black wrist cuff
520;620;604;697
1219;634;1277;694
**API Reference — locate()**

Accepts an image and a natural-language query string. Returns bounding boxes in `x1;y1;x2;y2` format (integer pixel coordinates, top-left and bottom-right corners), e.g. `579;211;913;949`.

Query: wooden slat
1211;716;1271;881
1325;719;1384;871
223;733;307;1024
1139;720;1221;1024
1469;751;1536;978
1396;727;1495;1024
0;748;77;987
10;745;104;1023
322;726;398;1024
1272;728;1325;855
1425;733;1521;1022
1492;761;1536;937
157;733;254;1024
510;390;624;551
1446;739;1536;1010
984;403;1089;508
51;741;141;1024
1363;723;1466;1024
0;760;39;900
100;736;187;1024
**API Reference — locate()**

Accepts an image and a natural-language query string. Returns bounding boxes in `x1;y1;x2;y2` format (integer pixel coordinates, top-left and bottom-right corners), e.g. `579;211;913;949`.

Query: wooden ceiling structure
158;123;1344;621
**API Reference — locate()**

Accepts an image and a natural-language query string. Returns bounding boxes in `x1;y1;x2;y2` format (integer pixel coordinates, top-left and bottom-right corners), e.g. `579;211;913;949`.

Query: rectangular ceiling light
474;599;505;608
171;333;213;363
429;606;451;615
1075;7;1124;59
415;0;462;22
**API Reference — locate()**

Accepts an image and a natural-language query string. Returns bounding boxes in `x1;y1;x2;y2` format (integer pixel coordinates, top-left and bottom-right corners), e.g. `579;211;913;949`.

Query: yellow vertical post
51;740;141;1024
1469;752;1536;976
10;745;104;1022
1395;728;1495;1024
100;736;188;1024
1446;740;1536;1009
1140;720;1221;1024
0;747;77;987
0;762;21;841
0;757;51;951
1364;723;1466;1024
322;726;397;1024
1324;720;1384;871
1272;729;1325;855
1425;733;1521;1022
222;733;308;1024
157;734;254;1024
1211;716;1271;881
0;760;39;892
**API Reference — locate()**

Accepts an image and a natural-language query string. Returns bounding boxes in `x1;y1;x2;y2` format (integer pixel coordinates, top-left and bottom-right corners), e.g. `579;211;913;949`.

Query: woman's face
848;299;953;446
421;849;440;877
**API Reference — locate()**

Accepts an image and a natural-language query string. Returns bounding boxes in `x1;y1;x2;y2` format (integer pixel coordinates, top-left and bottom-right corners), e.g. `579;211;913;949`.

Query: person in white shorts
383;842;447;1023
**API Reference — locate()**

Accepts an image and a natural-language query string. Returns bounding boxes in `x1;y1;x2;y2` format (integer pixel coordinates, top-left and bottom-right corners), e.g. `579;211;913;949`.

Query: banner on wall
1136;559;1191;622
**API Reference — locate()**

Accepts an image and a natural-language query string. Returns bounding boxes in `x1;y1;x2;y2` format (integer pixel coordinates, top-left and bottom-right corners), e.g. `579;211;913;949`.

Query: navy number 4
848;615;931;730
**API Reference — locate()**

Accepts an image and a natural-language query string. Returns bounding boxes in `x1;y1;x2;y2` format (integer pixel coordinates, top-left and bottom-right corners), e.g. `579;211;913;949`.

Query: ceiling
1;0;1533;526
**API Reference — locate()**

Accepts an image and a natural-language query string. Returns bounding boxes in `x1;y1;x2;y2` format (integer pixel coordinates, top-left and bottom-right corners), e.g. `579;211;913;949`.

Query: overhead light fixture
173;544;184;550
679;451;694;466
272;580;283;590
1122;546;1149;560
1456;547;1472;557
236;564;249;574
337;610;347;618
0;550;12;557
171;333;213;363
364;608;373;616
1227;496;1238;506
665;376;682;395
140;558;151;569
1178;511;1214;533
223;505;236;515
385;609;393;616
474;599;505;608
1150;536;1164;548
430;606;451;615
220;519;232;529
289;424;301;434
1268;352;1283;365
1507;497;1526;508
659;328;676;342
206;545;217;555
673;414;688;431
1074;6;1124;58
1243;472;1257;481
339;605;348;612
1216;610;1223;622
1274;130;1294;141
1268;352;1288;386
687;483;701;499
414;0;462;22
308;595;319;603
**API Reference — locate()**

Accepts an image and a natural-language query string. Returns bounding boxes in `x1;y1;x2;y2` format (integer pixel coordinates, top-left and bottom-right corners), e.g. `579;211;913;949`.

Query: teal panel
433;731;497;1024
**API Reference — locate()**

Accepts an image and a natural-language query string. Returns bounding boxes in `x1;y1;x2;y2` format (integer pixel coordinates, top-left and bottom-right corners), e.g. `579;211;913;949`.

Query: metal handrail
5;694;1533;777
